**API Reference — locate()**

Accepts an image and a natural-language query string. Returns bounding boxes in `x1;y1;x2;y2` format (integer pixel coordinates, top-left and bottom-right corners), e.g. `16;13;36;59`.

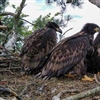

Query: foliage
0;17;31;44
0;2;32;52
32;12;61;30
0;0;75;52
0;0;9;12
46;0;83;7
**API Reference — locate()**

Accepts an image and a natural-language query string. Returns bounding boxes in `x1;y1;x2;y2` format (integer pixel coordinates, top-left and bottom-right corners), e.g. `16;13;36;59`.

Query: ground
0;71;100;100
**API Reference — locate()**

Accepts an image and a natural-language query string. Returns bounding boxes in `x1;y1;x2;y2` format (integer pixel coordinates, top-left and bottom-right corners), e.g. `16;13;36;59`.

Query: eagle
20;21;62;74
86;32;100;83
36;23;100;80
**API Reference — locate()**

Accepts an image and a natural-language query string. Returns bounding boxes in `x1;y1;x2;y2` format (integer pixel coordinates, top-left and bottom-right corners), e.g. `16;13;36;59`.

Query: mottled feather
39;34;90;78
37;23;100;79
20;22;62;74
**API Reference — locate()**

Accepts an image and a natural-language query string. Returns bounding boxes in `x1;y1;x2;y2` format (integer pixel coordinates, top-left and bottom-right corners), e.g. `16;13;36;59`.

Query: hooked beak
94;27;100;32
56;28;62;33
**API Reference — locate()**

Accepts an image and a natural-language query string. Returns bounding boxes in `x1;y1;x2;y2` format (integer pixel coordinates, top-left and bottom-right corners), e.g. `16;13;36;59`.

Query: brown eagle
36;23;100;80
20;21;62;74
86;32;100;83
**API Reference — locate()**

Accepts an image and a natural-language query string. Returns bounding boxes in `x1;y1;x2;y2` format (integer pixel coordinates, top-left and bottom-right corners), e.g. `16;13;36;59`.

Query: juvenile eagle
20;21;62;74
36;23;100;80
86;32;100;83
87;32;100;74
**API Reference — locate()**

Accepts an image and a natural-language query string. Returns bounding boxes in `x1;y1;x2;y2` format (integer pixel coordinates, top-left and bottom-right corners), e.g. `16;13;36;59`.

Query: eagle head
81;23;100;35
46;21;62;33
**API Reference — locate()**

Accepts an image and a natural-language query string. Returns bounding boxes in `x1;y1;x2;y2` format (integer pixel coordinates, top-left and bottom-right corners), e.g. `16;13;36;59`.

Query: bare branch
52;89;80;100
19;82;34;97
0;25;8;28
63;27;73;36
21;18;34;25
0;12;15;16
0;86;22;100
62;87;100;100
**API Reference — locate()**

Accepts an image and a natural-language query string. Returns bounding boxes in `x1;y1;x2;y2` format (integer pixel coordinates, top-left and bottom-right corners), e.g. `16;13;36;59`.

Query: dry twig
0;86;22;100
52;89;80;100
0;69;14;74
62;87;100;100
19;82;34;96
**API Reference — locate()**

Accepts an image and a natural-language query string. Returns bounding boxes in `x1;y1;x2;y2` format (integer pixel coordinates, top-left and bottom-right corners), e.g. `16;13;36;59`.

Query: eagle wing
40;34;90;78
20;29;46;56
20;28;57;72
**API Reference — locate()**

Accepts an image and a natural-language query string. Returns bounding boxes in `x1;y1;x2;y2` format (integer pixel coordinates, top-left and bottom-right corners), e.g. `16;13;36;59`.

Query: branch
59;28;73;40
0;86;22;100
0;12;15;16
62;87;100;100
62;28;73;36
0;45;19;57
0;25;8;29
0;69;14;74
0;12;33;26
21;18;34;25
19;82;34;96
52;89;80;100
15;0;26;19
0;0;26;18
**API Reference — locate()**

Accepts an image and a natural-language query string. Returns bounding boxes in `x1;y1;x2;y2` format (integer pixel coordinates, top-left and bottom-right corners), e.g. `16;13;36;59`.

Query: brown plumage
36;23;100;80
87;32;100;74
20;21;62;74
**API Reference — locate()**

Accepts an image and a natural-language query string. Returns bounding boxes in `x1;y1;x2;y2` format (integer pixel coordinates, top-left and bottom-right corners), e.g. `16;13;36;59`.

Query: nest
0;45;21;74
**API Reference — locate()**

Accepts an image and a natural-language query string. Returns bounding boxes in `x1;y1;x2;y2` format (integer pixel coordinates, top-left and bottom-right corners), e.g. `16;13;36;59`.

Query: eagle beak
56;28;62;33
94;27;100;32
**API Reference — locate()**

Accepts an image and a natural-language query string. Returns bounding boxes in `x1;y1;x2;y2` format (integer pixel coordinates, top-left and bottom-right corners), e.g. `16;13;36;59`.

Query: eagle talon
81;75;95;82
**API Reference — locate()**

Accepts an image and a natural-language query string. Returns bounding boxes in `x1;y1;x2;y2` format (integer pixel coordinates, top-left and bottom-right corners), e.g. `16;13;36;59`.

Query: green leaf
12;4;16;9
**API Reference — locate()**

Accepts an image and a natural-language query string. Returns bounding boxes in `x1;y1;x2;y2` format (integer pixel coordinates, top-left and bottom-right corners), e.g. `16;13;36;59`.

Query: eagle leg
81;75;95;82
